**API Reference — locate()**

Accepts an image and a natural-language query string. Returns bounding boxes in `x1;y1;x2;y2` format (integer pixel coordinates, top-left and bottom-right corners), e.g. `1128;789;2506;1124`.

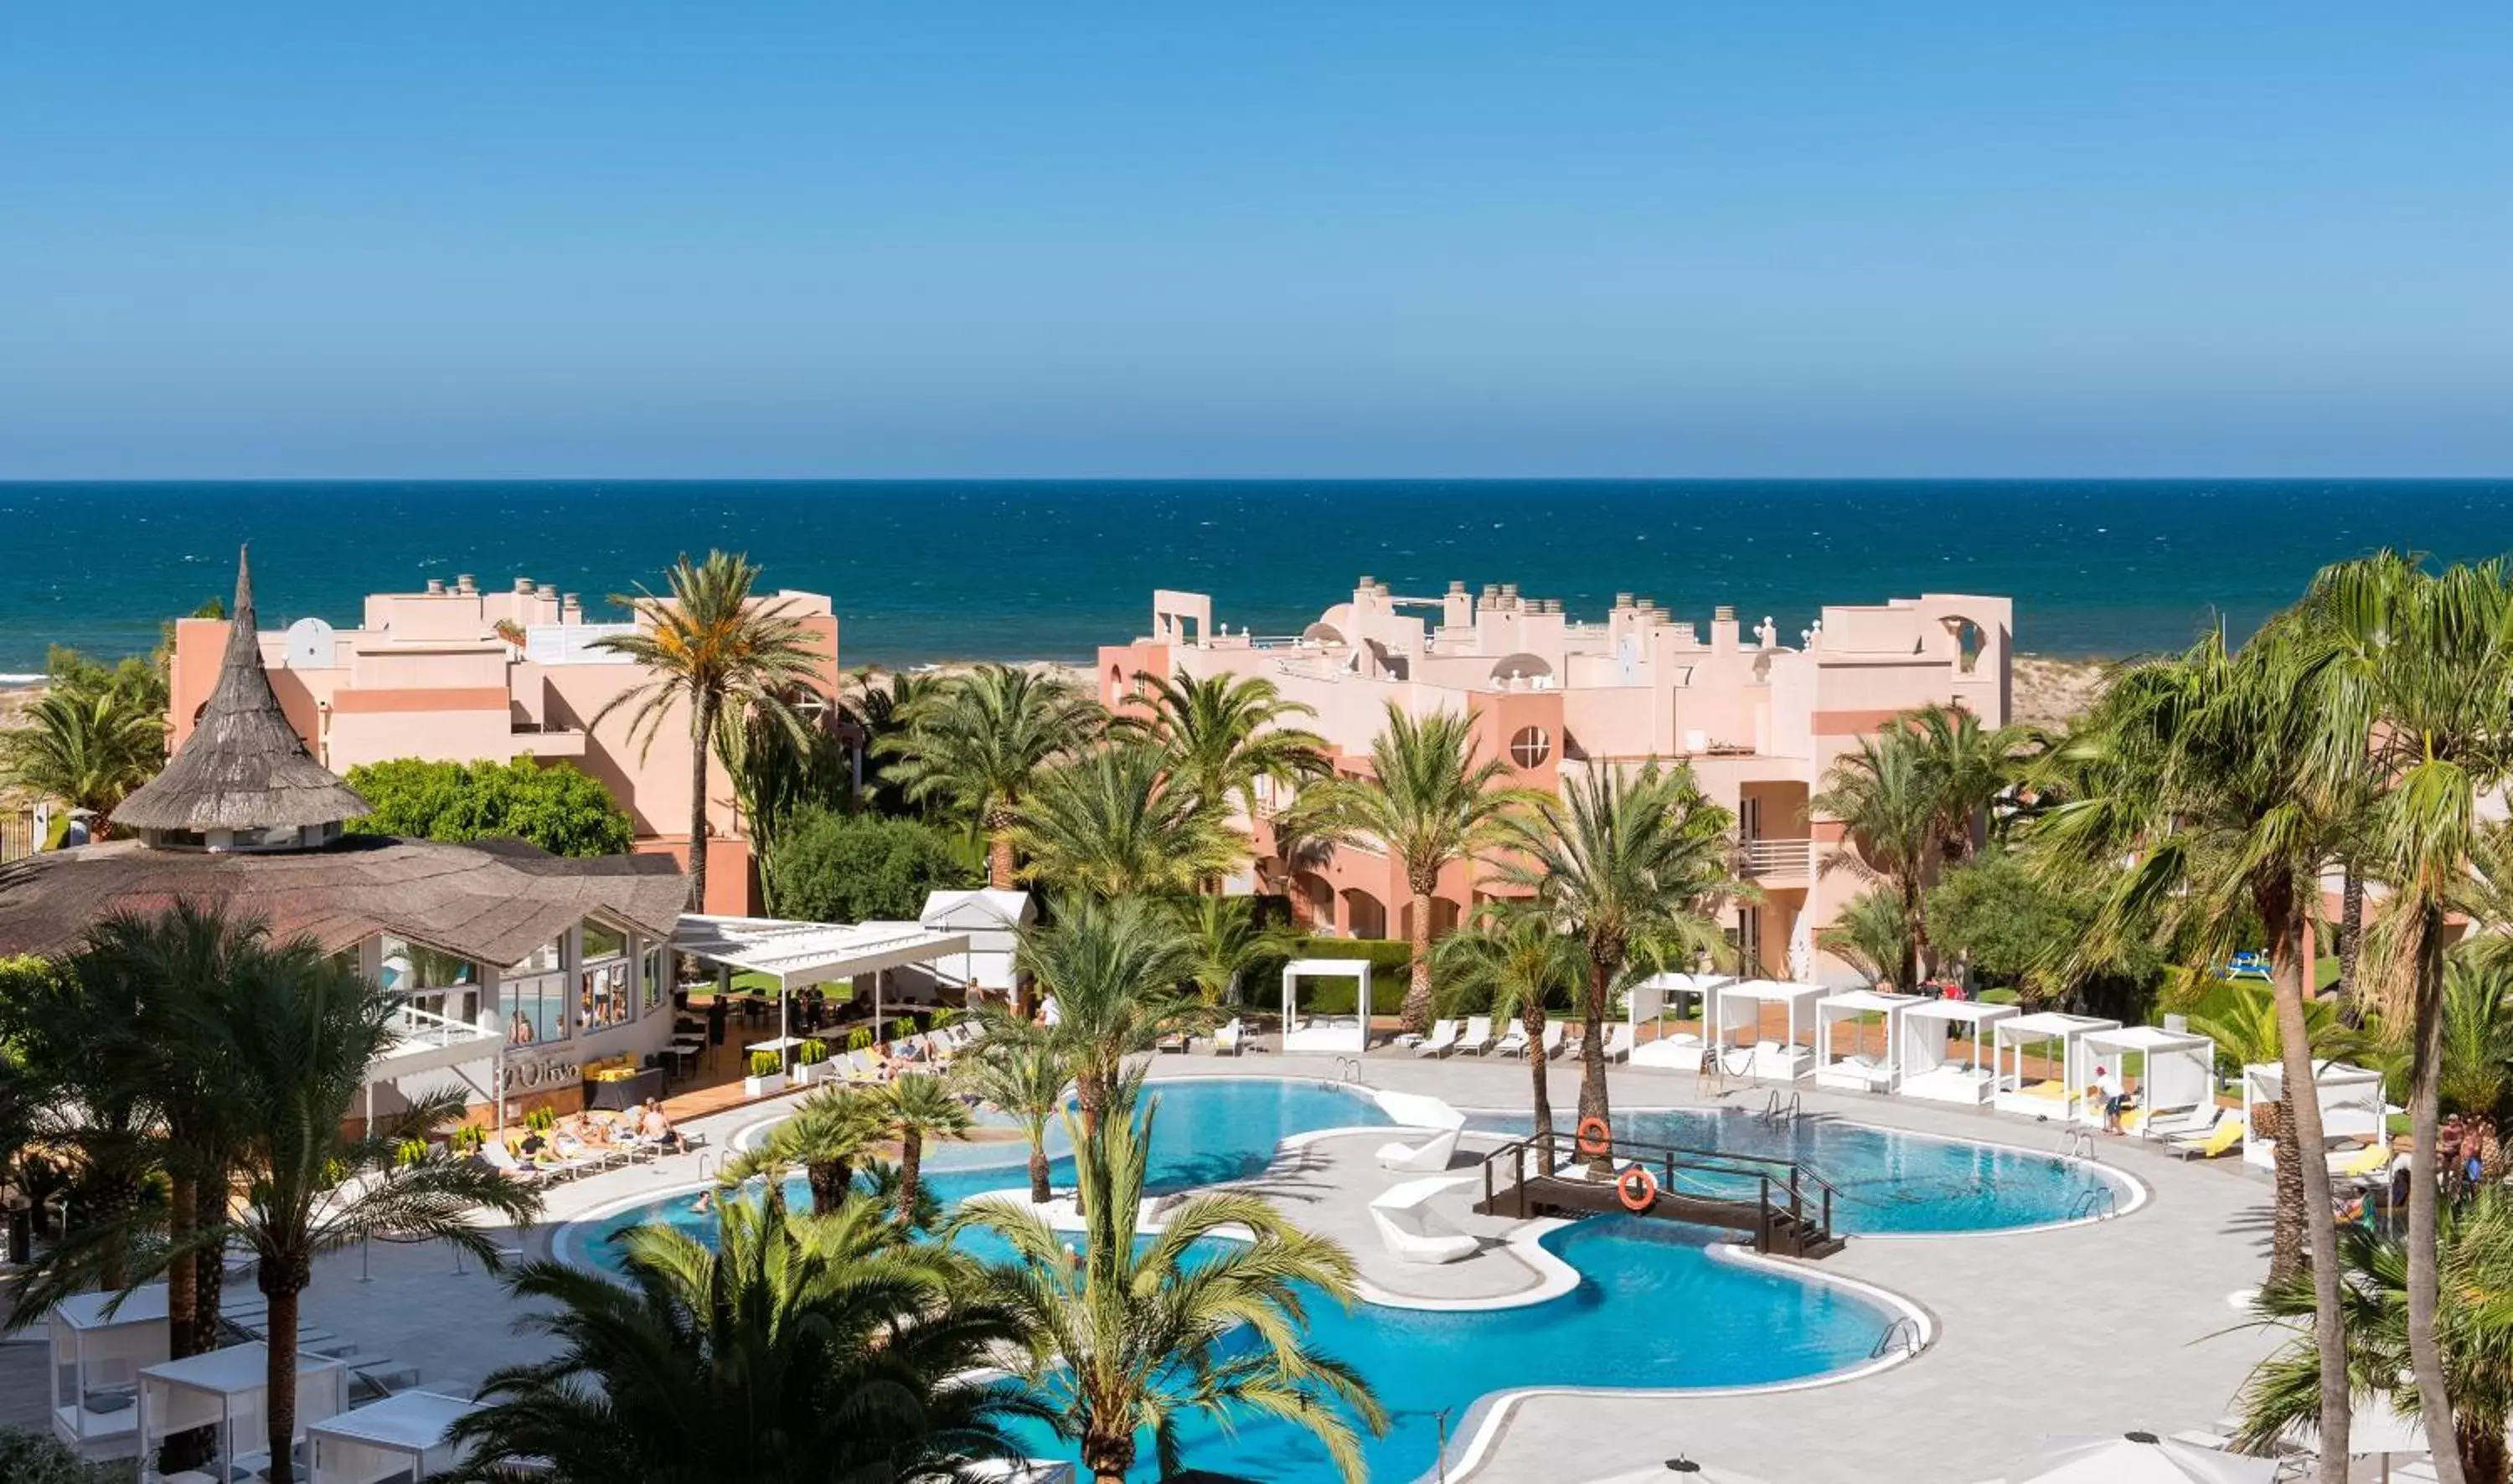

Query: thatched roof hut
112;546;372;844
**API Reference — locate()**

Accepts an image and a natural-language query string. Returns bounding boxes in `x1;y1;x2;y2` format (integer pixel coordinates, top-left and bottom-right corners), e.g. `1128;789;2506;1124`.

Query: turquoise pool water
1464;1106;2125;1234
562;1080;2109;1481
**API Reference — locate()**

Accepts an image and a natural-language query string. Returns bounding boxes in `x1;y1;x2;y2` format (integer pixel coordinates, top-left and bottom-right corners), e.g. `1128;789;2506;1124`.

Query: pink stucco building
1097;579;2013;983
166;572;840;915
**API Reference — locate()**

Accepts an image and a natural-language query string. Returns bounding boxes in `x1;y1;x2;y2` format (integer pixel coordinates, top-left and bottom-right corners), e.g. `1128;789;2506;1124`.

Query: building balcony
508;719;588;757
1738;837;1814;882
373;1002;503;1079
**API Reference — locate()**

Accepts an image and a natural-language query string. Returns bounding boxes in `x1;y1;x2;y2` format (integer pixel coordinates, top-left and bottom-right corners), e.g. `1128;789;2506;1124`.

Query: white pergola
673;915;972;1074
309;1389;483;1484
1625;971;1734;1069
1280;958;1370;1053
1710;979;1824;1080
1814;989;1926;1093
46;1284;168;1459
2242;1060;2387;1170
1993;1012;2121;1121
137;1342;348;1483
2083;1025;2218;1132
1896;999;2018;1105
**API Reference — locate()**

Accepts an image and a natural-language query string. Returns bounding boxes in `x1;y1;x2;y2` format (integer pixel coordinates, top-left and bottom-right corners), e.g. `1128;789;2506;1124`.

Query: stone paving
78;1052;2294;1483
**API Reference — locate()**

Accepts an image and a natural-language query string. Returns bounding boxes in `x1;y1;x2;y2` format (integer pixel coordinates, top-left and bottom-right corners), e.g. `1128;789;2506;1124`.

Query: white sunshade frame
672;915;973;992
2081;1025;2219;1131
1992;1012;2122;1121
308;1389;482;1484
2240;1059;2387;1167
1896;998;2020;1082
1814;989;1927;1088
1282;958;1371;1053
49;1284;171;1454
138;1342;348;1481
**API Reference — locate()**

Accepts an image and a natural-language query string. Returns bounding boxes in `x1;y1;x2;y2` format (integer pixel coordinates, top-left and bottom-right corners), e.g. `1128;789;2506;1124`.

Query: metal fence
0;812;29;863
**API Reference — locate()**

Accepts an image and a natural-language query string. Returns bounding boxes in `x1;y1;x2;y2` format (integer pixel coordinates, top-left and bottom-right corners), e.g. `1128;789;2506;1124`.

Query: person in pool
691;1188;714;1216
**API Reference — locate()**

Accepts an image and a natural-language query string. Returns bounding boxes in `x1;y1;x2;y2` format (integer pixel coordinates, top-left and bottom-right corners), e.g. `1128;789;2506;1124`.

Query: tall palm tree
188;935;539;1483
2027;623;2369;1479
1114;668;1329;882
1169;894;1298;1007
952;1090;1386;1484
2418;957;2513;1126
1495;761;1741;1164
2298;550;2513;1483
1433;904;1584;1135
1282;705;1537;1033
591;551;828;910
952;1023;1071;1204
719;1086;888;1216
445;1189;1042;1483
1813;888;1912;988
1014;896;1202;1135
0;684;166;834
0;951;157;1305
2187;979;2369;1287
1009;742;1244;897
2236;1190;2513;1484
872;1074;973;1227
883;664;1103;889
1899;702;2041;863
1808;730;1940;986
840;667;944;817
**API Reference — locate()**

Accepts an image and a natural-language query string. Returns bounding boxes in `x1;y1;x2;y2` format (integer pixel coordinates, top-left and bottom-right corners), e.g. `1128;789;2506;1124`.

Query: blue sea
4;479;2511;674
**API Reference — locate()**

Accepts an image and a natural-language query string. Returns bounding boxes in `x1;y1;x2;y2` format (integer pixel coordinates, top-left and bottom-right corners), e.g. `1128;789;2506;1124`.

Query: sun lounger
480;1141;547;1187
1600;1024;1633;1063
1456;1016;1495;1055
1414;1018;1461;1058
2162;1110;2245;1161
1212;1018;1245;1056
1376;1121;1466;1172
1368;1178;1480;1265
2330;1141;2390;1179
1540;1023;1567;1059
1493;1022;1530;1058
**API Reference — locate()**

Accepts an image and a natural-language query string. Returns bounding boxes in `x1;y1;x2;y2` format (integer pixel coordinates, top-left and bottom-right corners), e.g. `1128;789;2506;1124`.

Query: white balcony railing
1739;838;1814;878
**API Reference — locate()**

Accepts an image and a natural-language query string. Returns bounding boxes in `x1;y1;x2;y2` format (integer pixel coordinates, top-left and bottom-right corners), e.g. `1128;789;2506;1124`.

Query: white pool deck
55;1053;2294;1484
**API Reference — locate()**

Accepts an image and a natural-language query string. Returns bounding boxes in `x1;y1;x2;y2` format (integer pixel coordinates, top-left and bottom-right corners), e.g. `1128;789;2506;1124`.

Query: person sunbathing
638;1100;687;1153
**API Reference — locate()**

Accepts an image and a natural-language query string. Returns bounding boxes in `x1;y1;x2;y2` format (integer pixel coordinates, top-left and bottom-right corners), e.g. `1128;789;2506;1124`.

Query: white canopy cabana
2082;1025;2218;1132
1993;1012;2121;1121
1814;989;1926;1093
1281;958;1370;1053
137;1342;348;1483
673;915;973;1073
1710;980;1823;1080
309;1389;483;1484
1896;999;2018;1105
47;1284;168;1459
2242;1060;2387;1170
1626;972;1735;1069
1989;1430;2280;1483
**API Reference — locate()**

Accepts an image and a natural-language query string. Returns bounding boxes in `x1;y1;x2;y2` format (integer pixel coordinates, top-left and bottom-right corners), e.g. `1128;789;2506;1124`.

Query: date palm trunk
2409;904;2464;1484
2336;863;2366;1025
160;1169;210;1476
898;1132;925;1226
686;691;720;911
1029;1137;1053;1205
1402;884;1436;1034
1579;953;1615;1173
805;1157;854;1216
1524;1002;1552;1136
2456;1417;2506;1484
2264;879;2353;1483
261;1273;303;1484
988;803;1019;890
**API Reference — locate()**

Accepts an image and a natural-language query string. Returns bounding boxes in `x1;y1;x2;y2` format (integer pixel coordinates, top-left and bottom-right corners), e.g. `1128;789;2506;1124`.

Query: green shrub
394;1137;430;1167
847;1028;873;1053
343;757;633;857
764;807;980;922
0;1425;120;1484
450;1125;485;1156
748;1050;782;1079
797;1038;828;1065
524;1107;557;1134
1282;937;1414;1016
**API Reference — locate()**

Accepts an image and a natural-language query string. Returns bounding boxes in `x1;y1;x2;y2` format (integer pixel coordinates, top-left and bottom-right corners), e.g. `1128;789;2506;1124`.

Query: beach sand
2011;653;2110;729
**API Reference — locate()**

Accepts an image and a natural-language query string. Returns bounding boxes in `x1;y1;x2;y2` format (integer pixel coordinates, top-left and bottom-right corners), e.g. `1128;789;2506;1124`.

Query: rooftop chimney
456;574;477;595
561;592;581;614
426;579;446;596
515;577;536;595
1448;580;1467;594
1614;592;1634;609
1714;604;1736;622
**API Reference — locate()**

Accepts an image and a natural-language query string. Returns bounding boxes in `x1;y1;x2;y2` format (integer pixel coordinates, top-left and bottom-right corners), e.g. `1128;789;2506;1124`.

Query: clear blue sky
5;4;2510;478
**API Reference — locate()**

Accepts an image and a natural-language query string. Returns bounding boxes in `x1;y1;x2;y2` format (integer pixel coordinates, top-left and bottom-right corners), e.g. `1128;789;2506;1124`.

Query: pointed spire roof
114;546;371;839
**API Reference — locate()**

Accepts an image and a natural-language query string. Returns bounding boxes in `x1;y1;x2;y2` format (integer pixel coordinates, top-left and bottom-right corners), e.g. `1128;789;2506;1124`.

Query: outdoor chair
1456;1016;1495;1055
1413;1019;1461;1058
1493;1022;1530;1058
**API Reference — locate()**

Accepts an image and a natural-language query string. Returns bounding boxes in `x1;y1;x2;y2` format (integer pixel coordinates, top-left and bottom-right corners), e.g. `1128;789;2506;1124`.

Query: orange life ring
1575;1116;1613;1157
1616;1165;1658;1212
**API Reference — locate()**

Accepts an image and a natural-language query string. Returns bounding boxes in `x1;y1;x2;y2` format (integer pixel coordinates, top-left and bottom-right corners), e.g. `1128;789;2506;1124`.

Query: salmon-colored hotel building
166;573;840;915
1098;579;2013;983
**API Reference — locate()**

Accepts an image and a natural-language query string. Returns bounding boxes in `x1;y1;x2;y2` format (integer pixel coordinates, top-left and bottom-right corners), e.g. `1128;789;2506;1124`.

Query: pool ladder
1760;1090;1802;1126
1330;1056;1366;1085
2069;1184;2118;1221
2059;1127;2097;1162
1870;1317;1924;1360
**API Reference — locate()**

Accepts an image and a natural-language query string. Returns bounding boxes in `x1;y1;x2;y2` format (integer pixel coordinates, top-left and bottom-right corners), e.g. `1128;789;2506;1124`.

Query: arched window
1509;725;1552;768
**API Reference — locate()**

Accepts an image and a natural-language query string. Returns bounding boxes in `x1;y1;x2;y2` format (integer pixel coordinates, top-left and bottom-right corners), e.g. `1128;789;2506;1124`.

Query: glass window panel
582;920;627;962
504;971;570;1046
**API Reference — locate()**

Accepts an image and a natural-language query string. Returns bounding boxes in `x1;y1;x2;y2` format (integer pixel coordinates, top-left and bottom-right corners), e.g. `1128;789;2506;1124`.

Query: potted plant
743;1049;787;1099
796;1038;830;1084
847;1027;873;1054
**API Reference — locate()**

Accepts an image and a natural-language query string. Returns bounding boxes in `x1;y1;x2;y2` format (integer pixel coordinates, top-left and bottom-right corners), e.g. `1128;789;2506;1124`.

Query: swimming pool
1464;1105;2130;1234
560;1078;2115;1481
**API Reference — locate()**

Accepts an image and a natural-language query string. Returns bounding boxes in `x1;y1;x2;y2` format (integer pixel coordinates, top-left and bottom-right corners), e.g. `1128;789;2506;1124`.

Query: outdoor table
584;1066;664;1111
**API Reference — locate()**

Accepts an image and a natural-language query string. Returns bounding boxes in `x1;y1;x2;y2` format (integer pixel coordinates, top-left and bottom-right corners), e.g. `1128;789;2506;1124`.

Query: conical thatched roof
113;546;372;835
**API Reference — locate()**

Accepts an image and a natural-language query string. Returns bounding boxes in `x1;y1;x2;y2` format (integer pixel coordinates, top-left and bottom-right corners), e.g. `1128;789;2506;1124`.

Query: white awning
672;915;973;992
308;1389;482;1452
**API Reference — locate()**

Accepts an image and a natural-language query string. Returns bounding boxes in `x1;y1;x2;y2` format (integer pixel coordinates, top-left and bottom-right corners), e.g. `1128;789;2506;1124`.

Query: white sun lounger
1493;1021;1530;1058
1540;1023;1567;1059
1415;1018;1461;1058
1456;1016;1495;1055
1213;1018;1245;1056
1376;1119;1467;1172
1599;1024;1633;1063
1368;1178;1480;1265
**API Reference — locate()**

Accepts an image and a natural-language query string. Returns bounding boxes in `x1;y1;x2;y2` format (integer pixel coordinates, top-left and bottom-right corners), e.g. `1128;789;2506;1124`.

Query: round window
1509;725;1551;768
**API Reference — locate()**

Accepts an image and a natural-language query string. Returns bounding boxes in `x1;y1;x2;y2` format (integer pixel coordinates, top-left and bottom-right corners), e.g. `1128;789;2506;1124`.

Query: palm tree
718;1086;888;1216
591;551;828;911
188;935;539;1482
840;667;943;817
1170;894;1298;1007
1282;705;1537;1033
952;1090;1386;1484
1899;702;2041;863
445;1189;1042;1483
1808;730;1941;986
2026;626;2370;1478
1009;742;1244;897
1433;904;1583;1135
883;664;1103;889
952;1023;1071;1204
2423;957;2513;1125
2235;1190;2513;1484
715;697;850;913
1495;761;1741;1165
1814;888;1912;988
1014;896;1202;1135
1114;668;1329;881
0;684;166;833
2188;980;2369;1286
2298;550;2513;1482
0;951;157;1303
872;1074;973;1227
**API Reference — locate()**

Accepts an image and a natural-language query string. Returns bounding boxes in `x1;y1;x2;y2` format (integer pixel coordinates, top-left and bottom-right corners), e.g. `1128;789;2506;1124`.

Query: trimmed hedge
1280;936;1414;1015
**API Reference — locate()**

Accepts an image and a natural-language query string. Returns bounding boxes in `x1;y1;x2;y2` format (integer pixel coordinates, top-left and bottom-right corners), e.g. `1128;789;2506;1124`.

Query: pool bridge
1472;1127;1848;1260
